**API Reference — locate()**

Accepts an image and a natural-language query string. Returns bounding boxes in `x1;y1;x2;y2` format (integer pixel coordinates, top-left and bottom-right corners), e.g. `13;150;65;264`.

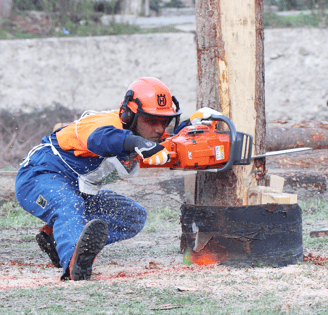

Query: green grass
304;235;328;250
0;17;143;40
0;166;15;171
264;12;326;28
0;17;181;40
2;280;328;314
300;198;328;219
0;201;42;227
0;200;180;231
54;20;142;37
143;206;180;233
300;199;328;252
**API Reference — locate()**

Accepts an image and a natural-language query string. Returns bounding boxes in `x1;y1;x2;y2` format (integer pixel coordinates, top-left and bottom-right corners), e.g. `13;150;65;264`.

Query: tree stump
181;203;303;267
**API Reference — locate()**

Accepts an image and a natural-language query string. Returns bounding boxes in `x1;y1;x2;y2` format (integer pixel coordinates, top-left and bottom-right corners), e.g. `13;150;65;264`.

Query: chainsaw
138;114;311;172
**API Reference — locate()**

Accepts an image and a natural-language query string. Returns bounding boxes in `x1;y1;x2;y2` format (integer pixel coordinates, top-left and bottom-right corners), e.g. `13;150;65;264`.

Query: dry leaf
281;304;290;314
145;261;159;269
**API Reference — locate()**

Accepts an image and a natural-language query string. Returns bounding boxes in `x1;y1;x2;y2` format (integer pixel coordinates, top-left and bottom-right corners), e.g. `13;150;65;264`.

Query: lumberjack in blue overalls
15;77;183;281
15;76;221;281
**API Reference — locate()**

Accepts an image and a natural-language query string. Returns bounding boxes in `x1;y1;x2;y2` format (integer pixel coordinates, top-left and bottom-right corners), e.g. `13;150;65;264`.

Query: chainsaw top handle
207;114;237;172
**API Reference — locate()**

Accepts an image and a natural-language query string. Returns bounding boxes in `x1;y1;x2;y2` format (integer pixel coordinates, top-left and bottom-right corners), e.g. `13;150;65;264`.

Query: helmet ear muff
119;90;135;126
120;106;134;125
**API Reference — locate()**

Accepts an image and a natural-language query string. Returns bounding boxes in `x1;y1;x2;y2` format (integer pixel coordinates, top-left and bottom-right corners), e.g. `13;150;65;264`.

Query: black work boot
36;224;61;268
69;219;108;281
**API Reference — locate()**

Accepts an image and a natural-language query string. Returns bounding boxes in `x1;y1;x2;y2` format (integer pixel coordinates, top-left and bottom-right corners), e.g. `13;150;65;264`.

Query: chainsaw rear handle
208;114;237;172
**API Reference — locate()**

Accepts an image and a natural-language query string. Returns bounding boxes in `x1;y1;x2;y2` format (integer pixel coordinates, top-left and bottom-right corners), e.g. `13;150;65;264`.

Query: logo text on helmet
157;94;166;107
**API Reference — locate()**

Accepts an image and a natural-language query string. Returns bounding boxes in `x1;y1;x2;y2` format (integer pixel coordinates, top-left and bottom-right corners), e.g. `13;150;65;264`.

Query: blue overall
15;120;147;275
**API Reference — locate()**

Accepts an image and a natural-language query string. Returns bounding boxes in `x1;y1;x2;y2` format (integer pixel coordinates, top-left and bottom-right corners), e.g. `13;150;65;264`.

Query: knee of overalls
83;190;147;243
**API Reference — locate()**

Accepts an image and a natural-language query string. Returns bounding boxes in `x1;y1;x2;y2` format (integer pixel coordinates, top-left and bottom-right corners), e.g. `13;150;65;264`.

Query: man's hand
142;147;170;165
124;135;170;165
190;107;222;125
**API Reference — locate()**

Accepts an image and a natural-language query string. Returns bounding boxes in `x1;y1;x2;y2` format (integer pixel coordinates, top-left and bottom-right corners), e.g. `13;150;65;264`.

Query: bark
145;0;150;16
0;0;13;18
310;230;328;238
195;0;265;206
120;0;143;15
266;126;328;151
283;172;327;193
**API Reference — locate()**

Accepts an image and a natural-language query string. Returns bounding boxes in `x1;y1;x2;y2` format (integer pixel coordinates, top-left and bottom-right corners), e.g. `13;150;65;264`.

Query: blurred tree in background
0;0;13;18
11;0;121;21
265;0;327;10
1;0;326;38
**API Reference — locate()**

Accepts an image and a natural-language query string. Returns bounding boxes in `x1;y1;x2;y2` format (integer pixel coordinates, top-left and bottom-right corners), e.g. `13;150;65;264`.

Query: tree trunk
58;0;70;20
145;0;150;16
266;126;328;151
195;0;265;206
121;0;143;15
0;0;13;18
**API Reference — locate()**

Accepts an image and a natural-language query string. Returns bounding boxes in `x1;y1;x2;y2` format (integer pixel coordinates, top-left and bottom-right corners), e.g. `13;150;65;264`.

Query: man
15;77;182;281
15;77;218;281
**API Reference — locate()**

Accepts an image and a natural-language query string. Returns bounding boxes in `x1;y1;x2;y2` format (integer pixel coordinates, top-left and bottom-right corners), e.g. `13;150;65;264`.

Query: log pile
266;120;328;151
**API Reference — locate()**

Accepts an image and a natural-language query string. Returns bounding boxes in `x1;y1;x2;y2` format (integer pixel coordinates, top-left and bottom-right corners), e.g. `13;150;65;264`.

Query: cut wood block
265;174;285;193
310;229;328;238
184;173;196;205
283;193;298;204
247;186;279;205
261;192;298;205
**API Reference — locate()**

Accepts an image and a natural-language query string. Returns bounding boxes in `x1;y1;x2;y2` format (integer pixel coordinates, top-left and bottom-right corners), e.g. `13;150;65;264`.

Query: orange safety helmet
119;77;182;130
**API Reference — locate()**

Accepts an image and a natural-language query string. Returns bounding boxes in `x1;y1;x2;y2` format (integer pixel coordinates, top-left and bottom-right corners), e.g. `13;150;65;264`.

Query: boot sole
36;231;61;268
69;219;108;281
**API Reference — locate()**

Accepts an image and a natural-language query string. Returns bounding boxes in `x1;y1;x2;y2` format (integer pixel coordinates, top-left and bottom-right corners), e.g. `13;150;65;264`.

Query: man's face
135;116;169;143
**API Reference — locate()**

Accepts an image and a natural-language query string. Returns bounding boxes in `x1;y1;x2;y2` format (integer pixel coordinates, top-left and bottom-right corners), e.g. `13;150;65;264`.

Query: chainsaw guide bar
251;147;312;159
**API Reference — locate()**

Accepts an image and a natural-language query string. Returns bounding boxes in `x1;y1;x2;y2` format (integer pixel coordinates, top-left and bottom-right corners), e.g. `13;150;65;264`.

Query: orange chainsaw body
139;124;231;170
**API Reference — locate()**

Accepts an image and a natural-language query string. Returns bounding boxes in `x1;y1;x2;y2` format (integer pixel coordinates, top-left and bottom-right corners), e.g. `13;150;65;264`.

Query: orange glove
143;148;170;165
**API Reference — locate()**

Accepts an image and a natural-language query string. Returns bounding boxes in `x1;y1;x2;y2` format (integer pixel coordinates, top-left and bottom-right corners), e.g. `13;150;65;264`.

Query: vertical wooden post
0;0;13;18
194;0;266;206
145;0;150;16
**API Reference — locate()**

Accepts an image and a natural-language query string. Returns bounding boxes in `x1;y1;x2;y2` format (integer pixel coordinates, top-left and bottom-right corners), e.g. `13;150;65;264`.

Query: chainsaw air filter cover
168;125;232;169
